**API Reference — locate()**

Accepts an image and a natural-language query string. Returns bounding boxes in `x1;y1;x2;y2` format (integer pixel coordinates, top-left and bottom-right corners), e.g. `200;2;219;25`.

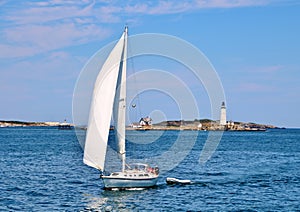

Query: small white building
139;117;152;126
45;122;60;126
220;102;227;126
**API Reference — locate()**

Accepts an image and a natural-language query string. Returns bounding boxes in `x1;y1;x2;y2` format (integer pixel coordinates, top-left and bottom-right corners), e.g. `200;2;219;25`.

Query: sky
0;0;299;128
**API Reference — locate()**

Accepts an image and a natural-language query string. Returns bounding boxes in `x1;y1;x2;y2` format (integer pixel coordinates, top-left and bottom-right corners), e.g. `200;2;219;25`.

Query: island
0;120;73;128
0;119;281;131
128;119;279;131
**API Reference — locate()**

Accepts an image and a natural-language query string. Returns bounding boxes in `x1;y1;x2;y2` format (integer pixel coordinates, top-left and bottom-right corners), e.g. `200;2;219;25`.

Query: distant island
0;119;283;131
1;102;285;131
129;119;281;131
0;120;72;128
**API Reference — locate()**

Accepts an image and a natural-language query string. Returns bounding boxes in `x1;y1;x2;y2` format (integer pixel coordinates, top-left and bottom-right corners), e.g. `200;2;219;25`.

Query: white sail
113;27;127;172
83;27;159;189
84;30;126;171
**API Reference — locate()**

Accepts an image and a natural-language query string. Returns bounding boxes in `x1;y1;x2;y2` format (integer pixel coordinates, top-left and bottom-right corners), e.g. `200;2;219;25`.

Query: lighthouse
220;102;226;126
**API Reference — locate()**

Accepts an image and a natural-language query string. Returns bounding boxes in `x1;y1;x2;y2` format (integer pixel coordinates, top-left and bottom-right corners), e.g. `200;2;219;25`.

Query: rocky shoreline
0;119;283;131
0;120;71;128
128;119;281;131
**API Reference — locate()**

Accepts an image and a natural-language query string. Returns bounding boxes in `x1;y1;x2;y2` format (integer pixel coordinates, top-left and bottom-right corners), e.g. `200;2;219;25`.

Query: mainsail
113;27;127;172
84;28;127;171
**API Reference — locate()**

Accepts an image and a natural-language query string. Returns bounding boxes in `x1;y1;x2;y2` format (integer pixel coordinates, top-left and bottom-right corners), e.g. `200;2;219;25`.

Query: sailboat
83;26;159;189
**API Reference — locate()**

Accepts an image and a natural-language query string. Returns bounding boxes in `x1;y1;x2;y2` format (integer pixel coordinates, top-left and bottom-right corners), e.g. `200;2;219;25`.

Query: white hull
102;175;158;189
101;163;159;189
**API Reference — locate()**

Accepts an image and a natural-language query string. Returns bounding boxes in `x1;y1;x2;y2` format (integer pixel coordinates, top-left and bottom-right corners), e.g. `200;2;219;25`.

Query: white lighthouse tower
220;101;226;126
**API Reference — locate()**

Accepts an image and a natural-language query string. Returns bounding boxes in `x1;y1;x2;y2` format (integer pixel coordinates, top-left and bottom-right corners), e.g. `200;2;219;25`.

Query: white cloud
0;0;297;59
255;65;283;73
122;0;270;15
0;44;40;58
238;82;275;92
0;0;119;59
0;51;82;90
1;22;111;58
4;1;94;25
242;65;284;74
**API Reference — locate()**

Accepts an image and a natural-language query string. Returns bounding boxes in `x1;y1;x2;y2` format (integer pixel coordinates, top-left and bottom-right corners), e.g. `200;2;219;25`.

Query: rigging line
127;31;142;164
127;35;142;120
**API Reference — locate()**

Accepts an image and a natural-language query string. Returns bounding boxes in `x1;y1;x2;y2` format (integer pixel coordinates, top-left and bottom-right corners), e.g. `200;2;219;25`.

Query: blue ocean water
0;127;299;211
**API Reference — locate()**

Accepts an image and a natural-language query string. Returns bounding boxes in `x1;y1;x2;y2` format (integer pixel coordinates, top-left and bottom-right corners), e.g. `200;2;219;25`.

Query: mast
122;26;128;172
